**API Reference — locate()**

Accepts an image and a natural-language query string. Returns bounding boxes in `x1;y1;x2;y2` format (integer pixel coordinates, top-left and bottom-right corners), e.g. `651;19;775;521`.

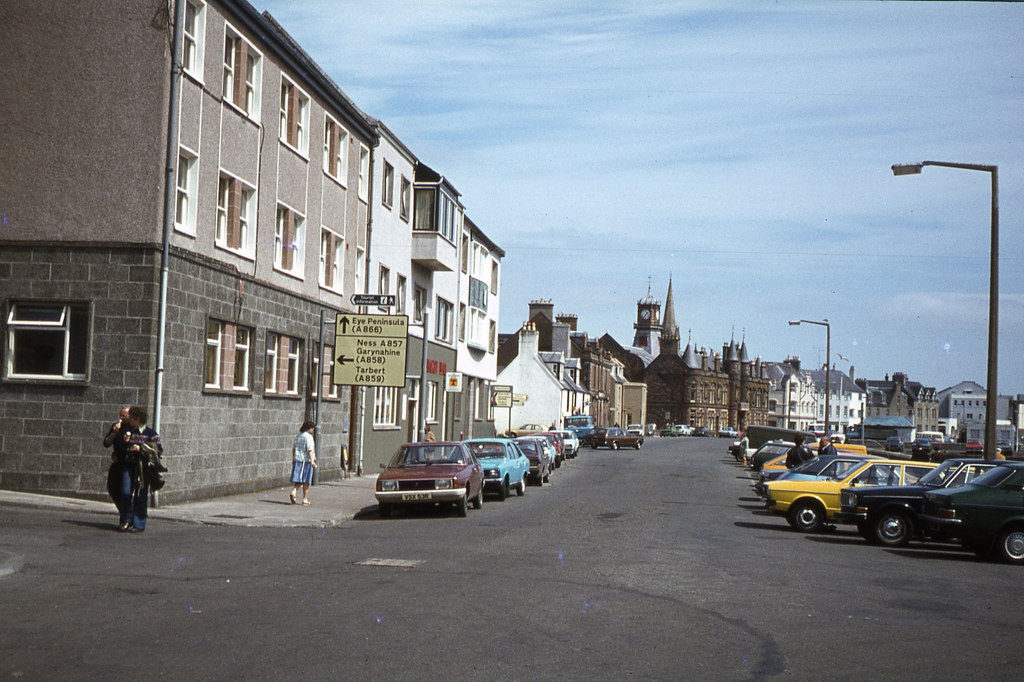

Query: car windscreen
515;440;539;455
918;459;959;486
565;417;591;427
389;444;467;466
467;443;504;459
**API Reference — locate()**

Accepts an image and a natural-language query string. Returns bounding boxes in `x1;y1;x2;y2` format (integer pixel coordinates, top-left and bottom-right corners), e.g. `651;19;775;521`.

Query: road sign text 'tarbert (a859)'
333;313;408;387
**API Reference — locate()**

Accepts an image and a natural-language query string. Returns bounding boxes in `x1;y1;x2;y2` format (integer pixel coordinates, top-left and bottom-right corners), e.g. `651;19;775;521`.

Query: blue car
464;438;530;500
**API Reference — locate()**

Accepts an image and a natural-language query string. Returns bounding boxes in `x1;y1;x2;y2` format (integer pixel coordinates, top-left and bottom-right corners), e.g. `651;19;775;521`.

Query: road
2;436;1023;680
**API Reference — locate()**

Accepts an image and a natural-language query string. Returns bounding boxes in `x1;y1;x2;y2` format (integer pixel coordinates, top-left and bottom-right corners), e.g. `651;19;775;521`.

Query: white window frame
215;172;256;259
274;203;305;278
182;0;206;81
223;25;261;119
286;337;301;394
279;76;310;156
354;247;365;295
233;326;250;391
319;227;343;292
396;275;407;315
374;386;399;427
323;115;349;185
425;380;438;423
381;161;394;208
358;145;370;202
174;148;198;236
264;332;279;393
399;175;411;222
5;302;89;381
205;319;222;388
435;297;454;343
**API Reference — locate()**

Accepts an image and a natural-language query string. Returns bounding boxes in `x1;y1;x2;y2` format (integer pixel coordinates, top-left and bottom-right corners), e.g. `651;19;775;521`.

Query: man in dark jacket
785;434;814;469
111;406;162;533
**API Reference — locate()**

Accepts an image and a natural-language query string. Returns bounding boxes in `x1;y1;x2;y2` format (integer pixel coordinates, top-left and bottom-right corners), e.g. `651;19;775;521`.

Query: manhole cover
354;558;425;568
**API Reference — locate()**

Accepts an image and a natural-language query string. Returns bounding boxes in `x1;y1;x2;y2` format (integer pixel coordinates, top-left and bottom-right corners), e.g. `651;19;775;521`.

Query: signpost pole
419;311;429;442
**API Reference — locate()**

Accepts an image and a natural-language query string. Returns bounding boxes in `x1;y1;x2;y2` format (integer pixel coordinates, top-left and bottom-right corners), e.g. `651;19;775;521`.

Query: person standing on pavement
289;421;317;505
785;434;814;469
111;406;162;532
102;406;130;515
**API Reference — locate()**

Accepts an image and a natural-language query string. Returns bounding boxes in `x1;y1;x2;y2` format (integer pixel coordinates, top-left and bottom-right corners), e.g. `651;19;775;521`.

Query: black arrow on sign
338;316;350;334
336;355;354;368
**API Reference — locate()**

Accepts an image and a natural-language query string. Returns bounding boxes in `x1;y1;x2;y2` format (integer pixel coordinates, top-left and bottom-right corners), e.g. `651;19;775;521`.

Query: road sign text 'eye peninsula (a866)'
333;313;408;387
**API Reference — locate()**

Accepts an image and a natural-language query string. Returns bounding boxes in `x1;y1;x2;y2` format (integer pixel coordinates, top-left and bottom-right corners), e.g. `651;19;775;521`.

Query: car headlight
485;468;499;478
435;478;454;490
840;491;856;508
380;479;398;492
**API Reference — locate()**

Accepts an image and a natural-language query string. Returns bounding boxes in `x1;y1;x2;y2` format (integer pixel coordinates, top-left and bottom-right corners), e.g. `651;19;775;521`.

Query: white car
554;429;580;458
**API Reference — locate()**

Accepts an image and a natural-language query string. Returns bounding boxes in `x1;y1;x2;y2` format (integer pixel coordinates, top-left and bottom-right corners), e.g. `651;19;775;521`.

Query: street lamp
892;161;999;460
790;319;830;436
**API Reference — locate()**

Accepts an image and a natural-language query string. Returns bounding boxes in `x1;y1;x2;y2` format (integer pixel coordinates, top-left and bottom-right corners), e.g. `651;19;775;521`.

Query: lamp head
892;163;923;176
788;320;801;326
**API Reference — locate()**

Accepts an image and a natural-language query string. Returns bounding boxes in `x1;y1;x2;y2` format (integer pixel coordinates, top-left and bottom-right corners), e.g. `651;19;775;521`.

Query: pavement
0;474;381;533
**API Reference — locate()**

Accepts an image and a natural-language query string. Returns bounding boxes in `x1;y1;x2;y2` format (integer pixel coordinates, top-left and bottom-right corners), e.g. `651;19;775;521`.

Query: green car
920;461;1024;564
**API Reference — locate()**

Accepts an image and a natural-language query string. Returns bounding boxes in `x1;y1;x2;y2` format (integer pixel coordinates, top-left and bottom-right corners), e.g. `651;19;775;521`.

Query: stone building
857;372;939;434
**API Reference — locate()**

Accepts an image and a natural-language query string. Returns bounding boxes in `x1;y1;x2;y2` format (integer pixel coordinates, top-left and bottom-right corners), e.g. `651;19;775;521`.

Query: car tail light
937;508;956;520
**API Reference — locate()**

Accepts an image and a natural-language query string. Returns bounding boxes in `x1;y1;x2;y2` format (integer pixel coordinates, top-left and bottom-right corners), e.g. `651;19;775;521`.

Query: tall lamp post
892;161;999;460
790;319;830;435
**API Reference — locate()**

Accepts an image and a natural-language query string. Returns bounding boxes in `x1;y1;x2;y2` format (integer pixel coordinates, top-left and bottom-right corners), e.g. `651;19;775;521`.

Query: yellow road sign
333;313;408;387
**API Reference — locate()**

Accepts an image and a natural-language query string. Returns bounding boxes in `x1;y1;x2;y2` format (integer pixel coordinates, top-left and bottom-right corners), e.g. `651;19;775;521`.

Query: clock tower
633;285;662;355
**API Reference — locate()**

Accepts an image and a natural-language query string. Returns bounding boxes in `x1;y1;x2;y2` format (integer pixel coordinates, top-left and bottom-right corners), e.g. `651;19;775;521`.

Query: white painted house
493;324;563;434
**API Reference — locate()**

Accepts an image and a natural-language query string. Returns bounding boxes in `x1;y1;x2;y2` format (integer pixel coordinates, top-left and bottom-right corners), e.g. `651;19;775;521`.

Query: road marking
354;558;425;568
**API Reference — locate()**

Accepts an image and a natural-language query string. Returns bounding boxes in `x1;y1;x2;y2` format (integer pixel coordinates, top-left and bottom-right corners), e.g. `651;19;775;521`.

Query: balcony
412;230;457;271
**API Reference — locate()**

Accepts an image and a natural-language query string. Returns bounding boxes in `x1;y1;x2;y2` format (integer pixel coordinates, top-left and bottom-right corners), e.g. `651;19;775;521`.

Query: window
182;0;206;79
323;116;349;183
399;176;411;222
374;386;399;426
6;302;88;380
274;204;305;276
459;303;466;342
381;161;394;208
223;27;261;118
358;145;369;202
175;149;198;236
435;297;454;343
279;78;309;154
354;247;365;295
396;275;407;315
414;187;435;231
378;265;390;296
311;342;338;399
468;308;487;350
489;320;496;354
205;319;253;391
490;259;499;293
413;285;426;324
319;228;343;291
216;174;255;257
461;234;470;273
265;333;301;396
425;380;438;423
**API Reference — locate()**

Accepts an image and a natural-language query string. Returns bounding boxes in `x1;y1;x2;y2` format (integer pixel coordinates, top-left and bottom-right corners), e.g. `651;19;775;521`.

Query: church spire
660;276;680;356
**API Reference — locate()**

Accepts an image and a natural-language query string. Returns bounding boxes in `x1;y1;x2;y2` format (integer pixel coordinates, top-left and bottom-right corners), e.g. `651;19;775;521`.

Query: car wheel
456;495;468;517
497;477;508;501
633;441;641;450
517;474;527;496
996;527;1024;564
611;441;619;451
874;511;913;547
378;504;392;519
472;486;483;510
787;500;825;533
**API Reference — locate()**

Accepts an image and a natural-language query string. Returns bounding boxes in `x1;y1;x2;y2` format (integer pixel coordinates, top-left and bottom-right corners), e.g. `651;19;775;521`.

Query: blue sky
254;0;1024;394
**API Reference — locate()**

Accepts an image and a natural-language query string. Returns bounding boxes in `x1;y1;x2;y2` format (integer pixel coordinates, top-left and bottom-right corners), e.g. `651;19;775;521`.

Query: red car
375;442;484;518
536;432;565;468
966;438;984;453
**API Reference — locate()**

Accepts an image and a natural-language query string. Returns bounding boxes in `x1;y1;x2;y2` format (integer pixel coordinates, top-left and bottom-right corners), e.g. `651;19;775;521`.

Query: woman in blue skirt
290;421;317;505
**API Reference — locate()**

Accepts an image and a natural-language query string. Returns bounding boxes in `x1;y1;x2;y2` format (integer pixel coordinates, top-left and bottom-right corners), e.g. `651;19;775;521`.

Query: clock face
640;309;651;320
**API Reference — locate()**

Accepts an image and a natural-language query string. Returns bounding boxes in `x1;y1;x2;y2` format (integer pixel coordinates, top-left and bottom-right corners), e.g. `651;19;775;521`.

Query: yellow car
765;458;937;532
759;443;870;475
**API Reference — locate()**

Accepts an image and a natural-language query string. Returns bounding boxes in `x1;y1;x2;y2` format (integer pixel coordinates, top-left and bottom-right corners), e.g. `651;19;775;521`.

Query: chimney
555;313;577;331
529;299;554;322
784;355;801;372
849;365;855;380
519;323;540;356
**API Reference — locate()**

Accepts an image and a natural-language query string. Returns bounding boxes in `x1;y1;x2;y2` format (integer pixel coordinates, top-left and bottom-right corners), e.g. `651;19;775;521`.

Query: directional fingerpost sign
333;313;408;387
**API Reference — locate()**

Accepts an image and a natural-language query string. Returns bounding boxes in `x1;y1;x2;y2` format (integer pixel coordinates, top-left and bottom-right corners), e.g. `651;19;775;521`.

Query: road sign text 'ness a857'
333;313;408;387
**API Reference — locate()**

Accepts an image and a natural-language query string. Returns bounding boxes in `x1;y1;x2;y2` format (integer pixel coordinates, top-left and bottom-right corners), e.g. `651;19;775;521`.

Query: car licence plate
401;493;430;501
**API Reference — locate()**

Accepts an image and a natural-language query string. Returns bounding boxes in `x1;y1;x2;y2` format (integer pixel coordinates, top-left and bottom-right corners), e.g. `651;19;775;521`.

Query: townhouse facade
0;0;501;499
857;372;939;435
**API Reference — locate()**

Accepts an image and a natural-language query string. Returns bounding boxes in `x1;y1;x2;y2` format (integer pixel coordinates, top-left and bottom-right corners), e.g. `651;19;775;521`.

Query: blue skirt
290;460;314;485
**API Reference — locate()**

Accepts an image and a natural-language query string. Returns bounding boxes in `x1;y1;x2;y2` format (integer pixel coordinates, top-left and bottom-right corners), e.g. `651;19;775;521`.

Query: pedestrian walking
111;406;161;532
290;421;317;505
102;406;130;516
785;434;814;469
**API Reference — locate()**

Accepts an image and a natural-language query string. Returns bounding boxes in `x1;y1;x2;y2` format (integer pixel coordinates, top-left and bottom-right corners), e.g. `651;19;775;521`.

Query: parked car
965;438;984;453
464;438;530;501
586;426;643;450
748;441;795;471
509;423;547;438
753;454;879;498
375;442;484;518
563;414;596;441
626;424;645;443
693;426;711;437
536;431;565;468
765;458;937;532
910;437;934;461
553;429;580;458
920;461;1024;563
645;423;657;436
513;436;551;485
836;458;996;546
660;423;691;437
718;427;739;438
885;436;904;453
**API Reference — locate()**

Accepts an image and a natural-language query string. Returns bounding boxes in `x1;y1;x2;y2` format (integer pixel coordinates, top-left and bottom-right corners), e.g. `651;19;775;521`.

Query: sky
254;0;1024;395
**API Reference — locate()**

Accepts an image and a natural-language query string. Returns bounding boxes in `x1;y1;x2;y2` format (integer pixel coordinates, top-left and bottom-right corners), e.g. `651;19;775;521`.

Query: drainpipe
152;0;185;506
354;137;377;476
